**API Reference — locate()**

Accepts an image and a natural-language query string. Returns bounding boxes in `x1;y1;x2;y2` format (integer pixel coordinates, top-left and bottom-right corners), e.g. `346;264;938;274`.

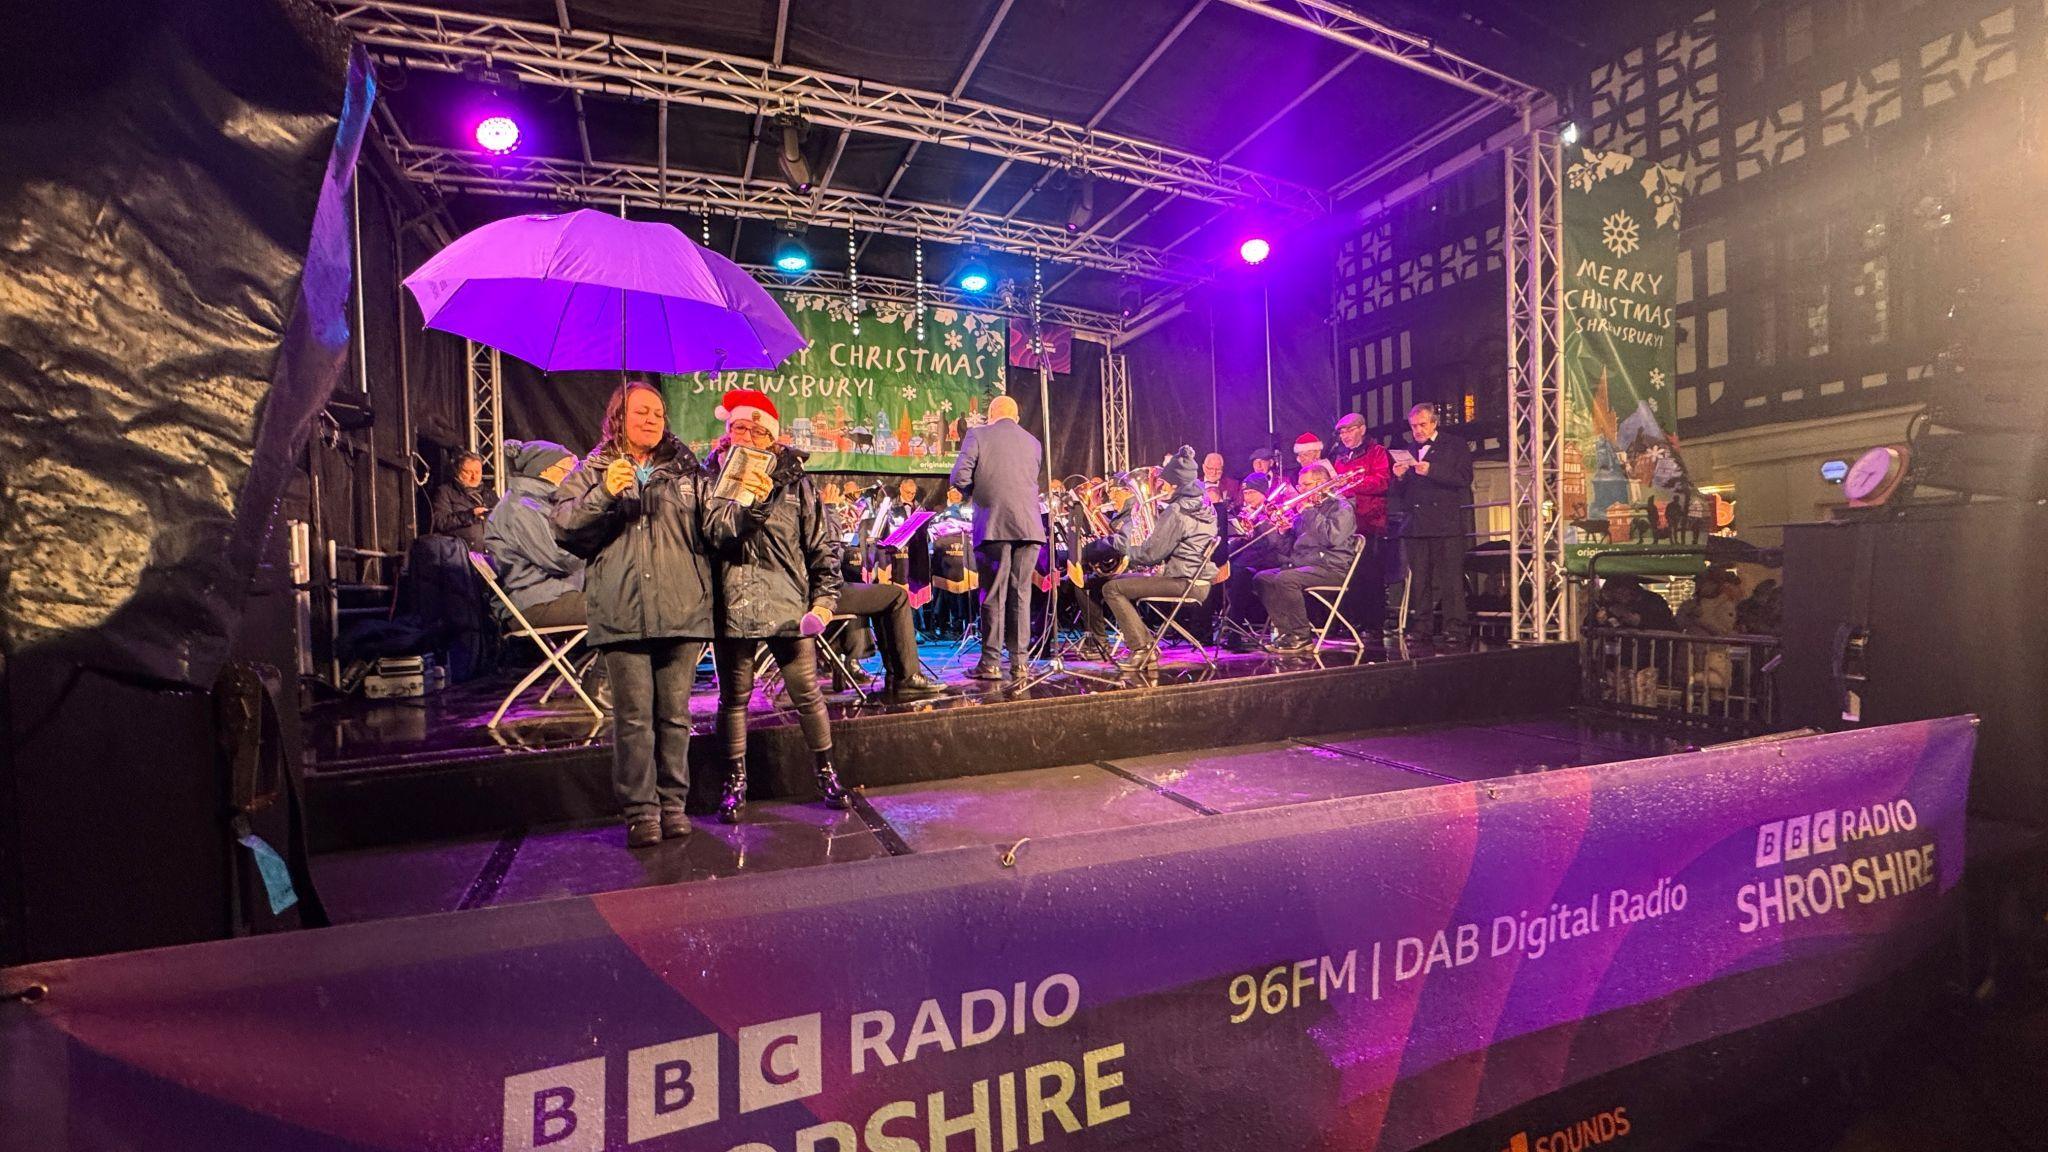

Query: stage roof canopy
334;0;1680;324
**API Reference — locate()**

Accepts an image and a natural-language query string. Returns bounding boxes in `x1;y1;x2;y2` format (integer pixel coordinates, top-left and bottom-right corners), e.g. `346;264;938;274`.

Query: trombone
1234;468;1368;551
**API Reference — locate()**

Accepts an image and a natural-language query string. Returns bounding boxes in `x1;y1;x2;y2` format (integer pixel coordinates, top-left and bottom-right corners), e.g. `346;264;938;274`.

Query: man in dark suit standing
949;395;1046;684
1392;403;1473;645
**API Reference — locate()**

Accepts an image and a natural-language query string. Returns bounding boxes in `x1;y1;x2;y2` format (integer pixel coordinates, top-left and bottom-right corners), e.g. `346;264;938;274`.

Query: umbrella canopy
402;209;806;374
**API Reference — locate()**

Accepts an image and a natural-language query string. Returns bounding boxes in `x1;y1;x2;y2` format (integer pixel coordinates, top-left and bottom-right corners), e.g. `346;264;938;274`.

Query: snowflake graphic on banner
901;386;918;401
1650;368;1666;387
1602;212;1641;257
944;330;963;350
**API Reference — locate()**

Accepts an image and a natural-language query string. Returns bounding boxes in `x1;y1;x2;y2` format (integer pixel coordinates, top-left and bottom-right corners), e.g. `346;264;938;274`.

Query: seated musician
832;478;945;701
930;485;977;636
1254;461;1359;655
1200;451;1240;513
1074;476;1138;659
483;439;586;628
1097;446;1219;673
1219;477;1288;652
831;576;946;701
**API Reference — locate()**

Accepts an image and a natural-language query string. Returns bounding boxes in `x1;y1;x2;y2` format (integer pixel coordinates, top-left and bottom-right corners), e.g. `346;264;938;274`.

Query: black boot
717;758;747;824
813;750;854;810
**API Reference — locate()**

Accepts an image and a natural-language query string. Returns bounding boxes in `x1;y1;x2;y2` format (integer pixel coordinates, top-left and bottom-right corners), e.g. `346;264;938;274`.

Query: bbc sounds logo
1503;1106;1631;1152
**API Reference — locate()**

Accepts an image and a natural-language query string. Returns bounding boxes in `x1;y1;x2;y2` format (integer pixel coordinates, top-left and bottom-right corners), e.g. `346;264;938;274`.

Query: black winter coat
1119;489;1218;581
1286;497;1359;573
429;481;493;549
705;444;842;638
549;438;730;647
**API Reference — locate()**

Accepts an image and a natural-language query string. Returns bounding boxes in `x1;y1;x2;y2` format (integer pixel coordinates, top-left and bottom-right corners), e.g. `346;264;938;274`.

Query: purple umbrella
401;209;805;374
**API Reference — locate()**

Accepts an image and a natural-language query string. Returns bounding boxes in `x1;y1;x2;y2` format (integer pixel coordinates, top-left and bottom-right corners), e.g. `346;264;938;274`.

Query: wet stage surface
301;635;1468;773
311;710;1702;925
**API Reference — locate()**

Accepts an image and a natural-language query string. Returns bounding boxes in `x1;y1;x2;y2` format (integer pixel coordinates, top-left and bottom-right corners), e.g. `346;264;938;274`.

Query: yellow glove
603;458;637;497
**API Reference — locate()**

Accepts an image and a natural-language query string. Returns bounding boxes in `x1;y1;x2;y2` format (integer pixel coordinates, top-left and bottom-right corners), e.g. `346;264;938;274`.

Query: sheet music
879;507;936;549
711;445;778;503
1388;448;1417;468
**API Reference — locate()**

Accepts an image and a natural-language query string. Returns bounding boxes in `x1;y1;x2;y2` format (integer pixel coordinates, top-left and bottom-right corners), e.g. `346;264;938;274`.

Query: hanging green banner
1559;148;1699;573
661;290;1007;474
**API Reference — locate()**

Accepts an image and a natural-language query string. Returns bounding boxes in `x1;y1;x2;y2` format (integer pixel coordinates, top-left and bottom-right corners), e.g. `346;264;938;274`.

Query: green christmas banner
1559;147;1697;574
662;290;1008;474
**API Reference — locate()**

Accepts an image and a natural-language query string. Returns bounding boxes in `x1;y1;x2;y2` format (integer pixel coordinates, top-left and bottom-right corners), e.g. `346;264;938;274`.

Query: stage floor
309;710;1698;925
301;632;1483;774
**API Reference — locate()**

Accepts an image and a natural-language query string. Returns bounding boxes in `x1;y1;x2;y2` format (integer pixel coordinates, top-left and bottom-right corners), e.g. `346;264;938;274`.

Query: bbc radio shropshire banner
1560;148;1698;574
0;719;1971;1152
662;291;1008;475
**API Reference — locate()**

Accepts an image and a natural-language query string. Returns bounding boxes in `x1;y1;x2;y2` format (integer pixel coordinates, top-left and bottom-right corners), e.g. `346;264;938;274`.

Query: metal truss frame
465;339;505;497
1503;131;1568;644
396;144;1202;284
1102;353;1131;474
1216;0;1541;105
326;1;1327;216
757;266;1124;335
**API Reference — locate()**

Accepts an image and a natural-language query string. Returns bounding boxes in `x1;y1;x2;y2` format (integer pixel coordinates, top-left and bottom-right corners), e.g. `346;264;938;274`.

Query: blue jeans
603;639;706;819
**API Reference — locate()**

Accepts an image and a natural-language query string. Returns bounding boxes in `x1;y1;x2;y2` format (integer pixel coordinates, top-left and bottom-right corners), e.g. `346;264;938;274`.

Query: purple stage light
474;115;522;155
1239;237;1271;265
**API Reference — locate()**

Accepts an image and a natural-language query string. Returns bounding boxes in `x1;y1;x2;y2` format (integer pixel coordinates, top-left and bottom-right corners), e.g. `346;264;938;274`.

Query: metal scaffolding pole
1504;131;1568;644
465;339;504;497
1102;352;1131;474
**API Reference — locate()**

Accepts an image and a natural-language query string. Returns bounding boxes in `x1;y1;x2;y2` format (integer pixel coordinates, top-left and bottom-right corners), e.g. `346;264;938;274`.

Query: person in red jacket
1328;412;1391;635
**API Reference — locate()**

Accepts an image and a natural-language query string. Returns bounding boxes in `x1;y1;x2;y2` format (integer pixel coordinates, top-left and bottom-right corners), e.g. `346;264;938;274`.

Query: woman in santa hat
702;387;853;822
552;377;739;849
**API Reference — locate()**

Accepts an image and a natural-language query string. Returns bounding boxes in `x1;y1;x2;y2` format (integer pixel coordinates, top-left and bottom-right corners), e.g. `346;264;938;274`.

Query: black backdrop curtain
1007;340;1104;482
1123;304;1218;472
1122;241;1338;480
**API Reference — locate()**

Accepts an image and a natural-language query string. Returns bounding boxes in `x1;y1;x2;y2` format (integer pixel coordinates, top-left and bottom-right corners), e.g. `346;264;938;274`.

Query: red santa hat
1293;432;1323;455
714;388;780;438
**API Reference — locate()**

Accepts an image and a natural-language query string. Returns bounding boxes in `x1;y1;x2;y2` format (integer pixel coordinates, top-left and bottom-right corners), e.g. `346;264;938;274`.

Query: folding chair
1306;546;1367;648
467;553;603;728
1387;567;1413;636
757;614;870;704
1131;539;1221;671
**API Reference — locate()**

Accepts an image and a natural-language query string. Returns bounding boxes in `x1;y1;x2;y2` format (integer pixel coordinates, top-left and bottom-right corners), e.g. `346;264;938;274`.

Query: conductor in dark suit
1392;402;1473;643
948;395;1046;683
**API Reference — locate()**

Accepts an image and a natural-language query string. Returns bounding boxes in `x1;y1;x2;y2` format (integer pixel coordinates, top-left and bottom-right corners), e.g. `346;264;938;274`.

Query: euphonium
1116;466;1161;547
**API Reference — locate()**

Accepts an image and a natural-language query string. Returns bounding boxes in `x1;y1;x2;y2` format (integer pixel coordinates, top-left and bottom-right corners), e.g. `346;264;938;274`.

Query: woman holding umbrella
703;388;852;823
552;379;739;849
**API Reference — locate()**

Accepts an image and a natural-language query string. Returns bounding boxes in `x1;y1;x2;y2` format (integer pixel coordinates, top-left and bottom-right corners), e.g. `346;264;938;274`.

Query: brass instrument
1070;477;1116;538
1235;468;1367;549
1115;466;1162;549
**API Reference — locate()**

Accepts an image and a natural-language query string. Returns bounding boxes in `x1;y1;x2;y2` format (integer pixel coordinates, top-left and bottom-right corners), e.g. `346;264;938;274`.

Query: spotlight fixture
771;221;811;273
1062;171;1097;234
957;249;993;293
773;112;813;193
1239;237;1271;265
1561;121;1580;146
1117;279;1144;319
474;115;522;156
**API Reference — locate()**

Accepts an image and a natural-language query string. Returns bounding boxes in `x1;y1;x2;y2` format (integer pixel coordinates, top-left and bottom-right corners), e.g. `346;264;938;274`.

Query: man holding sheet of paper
1391;403;1473;645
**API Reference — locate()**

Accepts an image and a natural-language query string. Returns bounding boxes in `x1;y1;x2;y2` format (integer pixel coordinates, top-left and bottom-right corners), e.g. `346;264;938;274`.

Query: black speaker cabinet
1780;503;2048;826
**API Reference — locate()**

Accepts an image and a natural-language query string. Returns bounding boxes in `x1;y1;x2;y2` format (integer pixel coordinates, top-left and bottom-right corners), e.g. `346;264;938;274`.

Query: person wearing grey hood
1099;445;1218;673
484;439;587;629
